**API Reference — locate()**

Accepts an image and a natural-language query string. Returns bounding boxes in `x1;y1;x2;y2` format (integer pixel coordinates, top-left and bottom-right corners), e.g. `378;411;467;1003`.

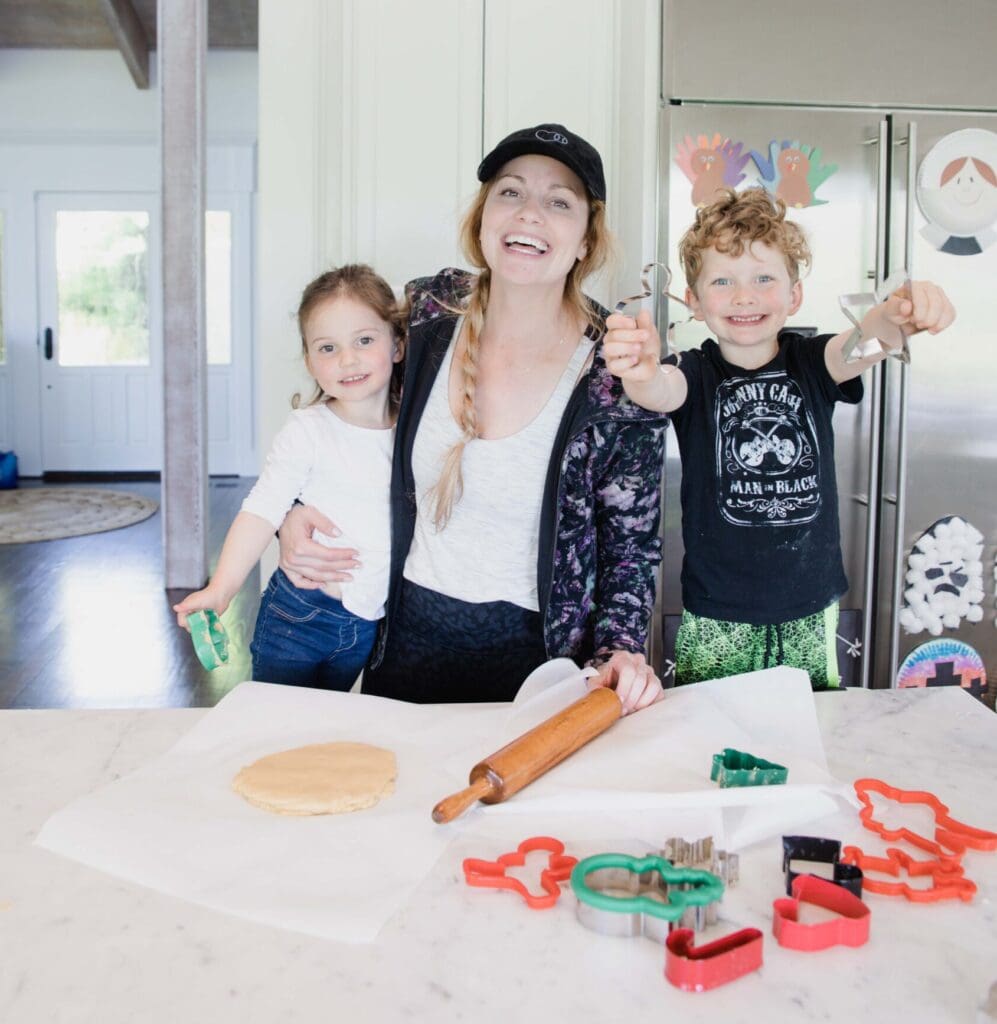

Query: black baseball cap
477;123;606;202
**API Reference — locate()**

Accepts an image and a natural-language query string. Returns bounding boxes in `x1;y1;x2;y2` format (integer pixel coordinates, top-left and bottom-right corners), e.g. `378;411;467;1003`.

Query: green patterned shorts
674;604;840;690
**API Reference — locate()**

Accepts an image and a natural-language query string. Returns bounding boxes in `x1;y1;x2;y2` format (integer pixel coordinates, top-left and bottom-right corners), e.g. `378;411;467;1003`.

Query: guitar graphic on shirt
738;417;796;468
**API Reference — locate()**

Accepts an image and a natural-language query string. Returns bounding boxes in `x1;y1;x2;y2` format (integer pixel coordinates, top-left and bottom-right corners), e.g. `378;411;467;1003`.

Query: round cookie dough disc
232;741;397;816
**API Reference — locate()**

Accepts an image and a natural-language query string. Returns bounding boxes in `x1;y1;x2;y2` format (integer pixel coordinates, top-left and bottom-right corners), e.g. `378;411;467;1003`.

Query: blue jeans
251;569;378;691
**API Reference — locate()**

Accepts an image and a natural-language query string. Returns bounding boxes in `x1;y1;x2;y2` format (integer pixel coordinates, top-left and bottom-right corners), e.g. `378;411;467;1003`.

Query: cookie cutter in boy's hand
665;926;764;992
772;873;871;951
854;777;997;860
571;853;724;940
186;609;230;670
462;836;578;910
711;748;788;788
838;269;912;364
782;835;863;898
841;844;977;903
613;261;693;359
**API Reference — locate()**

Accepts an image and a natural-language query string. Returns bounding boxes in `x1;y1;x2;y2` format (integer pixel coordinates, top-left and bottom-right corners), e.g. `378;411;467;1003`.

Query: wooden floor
0;478;261;709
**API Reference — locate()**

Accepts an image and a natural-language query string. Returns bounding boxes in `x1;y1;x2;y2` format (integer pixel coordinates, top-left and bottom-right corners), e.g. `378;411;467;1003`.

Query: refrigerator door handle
859;119;890;690
886;120;917;687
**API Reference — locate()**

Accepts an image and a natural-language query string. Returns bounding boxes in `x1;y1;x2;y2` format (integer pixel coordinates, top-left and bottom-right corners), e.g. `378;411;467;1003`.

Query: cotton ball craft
899;516;985;636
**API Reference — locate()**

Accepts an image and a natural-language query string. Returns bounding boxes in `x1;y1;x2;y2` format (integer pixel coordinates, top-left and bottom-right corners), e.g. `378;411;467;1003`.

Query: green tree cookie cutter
711;748;788;788
571;853;725;940
187;609;230;671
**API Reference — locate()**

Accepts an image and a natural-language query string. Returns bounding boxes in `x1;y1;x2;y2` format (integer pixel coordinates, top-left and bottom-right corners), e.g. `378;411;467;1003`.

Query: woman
278;123;667;712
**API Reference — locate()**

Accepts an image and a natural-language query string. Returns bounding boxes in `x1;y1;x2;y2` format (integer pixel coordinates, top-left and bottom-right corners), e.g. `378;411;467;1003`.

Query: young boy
605;187;955;689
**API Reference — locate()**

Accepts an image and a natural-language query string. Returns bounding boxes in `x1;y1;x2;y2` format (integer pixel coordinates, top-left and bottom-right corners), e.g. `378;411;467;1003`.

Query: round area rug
0;487;159;544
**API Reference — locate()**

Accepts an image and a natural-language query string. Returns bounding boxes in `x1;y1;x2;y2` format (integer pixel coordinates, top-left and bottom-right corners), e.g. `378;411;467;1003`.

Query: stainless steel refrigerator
657;103;996;698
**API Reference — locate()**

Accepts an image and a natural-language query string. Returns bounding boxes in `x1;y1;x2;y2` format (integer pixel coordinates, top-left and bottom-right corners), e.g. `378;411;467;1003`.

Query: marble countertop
2;687;996;1024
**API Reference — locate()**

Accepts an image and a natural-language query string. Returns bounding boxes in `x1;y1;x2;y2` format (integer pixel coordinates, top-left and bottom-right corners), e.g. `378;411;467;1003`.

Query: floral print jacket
372;268;667;669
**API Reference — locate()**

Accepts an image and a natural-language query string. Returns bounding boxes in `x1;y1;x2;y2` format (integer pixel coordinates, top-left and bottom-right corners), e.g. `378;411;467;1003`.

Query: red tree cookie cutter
665;927;763;991
462;836;578;910
841;845;977;903
772;874;870;951
854;777;997;860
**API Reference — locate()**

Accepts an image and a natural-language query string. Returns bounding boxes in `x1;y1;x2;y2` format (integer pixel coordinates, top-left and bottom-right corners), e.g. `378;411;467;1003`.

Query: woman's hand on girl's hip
589;650;663;714
277;504;360;587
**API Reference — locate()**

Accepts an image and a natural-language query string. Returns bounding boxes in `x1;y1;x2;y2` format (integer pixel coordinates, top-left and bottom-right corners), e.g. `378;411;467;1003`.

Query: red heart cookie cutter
772;874;870;951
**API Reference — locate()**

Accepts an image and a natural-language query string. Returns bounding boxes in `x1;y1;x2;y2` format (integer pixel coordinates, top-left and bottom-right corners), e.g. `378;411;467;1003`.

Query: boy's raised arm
604;309;689;413
825;280;956;384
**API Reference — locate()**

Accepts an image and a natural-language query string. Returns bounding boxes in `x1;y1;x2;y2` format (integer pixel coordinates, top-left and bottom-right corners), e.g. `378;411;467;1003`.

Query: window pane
56;210;149;367
206;210;232;365
0;211;5;365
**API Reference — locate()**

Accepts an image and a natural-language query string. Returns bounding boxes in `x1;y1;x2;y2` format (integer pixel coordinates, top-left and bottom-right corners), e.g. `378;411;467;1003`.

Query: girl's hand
604;310;662;383
589;650;663;714
173;587;229;630
278;504;359;589
873;280;956;343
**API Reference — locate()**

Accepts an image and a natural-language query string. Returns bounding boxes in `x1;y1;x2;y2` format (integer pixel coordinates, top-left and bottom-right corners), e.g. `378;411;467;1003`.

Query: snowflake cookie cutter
571;853;724;941
838;269;912;365
461;836;578;910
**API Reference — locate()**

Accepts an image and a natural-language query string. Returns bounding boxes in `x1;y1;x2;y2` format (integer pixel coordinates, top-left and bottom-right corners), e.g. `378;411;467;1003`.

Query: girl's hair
941;155;997;187
293;263;406;409
679;187;812;293
428;181;613;529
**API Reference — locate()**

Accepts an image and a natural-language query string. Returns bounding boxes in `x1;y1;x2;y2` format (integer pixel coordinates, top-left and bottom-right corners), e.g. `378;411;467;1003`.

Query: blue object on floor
0;450;17;490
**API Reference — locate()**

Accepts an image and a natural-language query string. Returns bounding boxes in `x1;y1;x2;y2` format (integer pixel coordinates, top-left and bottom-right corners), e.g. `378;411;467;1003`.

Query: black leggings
362;580;548;703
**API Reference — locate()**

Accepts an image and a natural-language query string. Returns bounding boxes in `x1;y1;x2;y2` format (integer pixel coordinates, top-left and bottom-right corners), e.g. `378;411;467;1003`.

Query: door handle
44;327;53;360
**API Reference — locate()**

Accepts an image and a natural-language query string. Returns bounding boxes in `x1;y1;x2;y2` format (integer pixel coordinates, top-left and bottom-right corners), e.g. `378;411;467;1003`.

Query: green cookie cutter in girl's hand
187;609;230;670
571;853;725;940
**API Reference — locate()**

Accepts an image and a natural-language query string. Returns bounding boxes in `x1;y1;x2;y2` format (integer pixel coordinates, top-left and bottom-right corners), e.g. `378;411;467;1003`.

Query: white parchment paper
35;665;852;941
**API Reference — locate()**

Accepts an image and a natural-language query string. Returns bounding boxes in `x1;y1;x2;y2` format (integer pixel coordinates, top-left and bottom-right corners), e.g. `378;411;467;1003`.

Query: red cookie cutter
665;927;764;992
854;777;997;860
841;845;977;903
462;836;578;910
772;874;870;951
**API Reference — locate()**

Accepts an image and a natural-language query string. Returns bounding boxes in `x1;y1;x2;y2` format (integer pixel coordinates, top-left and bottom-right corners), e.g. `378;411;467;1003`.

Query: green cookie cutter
571;853;724;940
187;609;230;671
711;748;788;788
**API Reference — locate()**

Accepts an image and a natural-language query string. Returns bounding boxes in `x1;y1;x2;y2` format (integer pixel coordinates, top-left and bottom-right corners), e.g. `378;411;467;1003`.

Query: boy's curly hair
679;187;812;293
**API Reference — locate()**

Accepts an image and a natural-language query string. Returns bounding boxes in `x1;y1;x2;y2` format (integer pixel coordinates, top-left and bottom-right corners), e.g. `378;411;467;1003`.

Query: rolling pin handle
431;775;494;824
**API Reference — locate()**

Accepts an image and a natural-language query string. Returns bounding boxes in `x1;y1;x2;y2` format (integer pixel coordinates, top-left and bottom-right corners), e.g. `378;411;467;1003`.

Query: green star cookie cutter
711;748;788;788
187;609;230;671
571;853;725;940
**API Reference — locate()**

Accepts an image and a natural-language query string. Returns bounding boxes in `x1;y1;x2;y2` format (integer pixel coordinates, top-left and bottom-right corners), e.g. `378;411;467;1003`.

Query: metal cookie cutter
841;845;977;903
772;874;871;952
854;777;997;860
613;261;692;360
839;269;912;364
571;853;724;941
462;836;578;910
186;609;230;670
711;748;788;788
783;835;863;898
661;837;739;930
665;927;764;992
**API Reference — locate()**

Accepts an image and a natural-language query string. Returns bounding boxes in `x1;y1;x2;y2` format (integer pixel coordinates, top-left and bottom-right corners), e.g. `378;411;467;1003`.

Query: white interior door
37;192;162;472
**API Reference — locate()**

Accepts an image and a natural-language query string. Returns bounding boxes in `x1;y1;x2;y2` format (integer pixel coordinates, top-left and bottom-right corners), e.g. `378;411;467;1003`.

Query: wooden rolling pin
432;686;623;823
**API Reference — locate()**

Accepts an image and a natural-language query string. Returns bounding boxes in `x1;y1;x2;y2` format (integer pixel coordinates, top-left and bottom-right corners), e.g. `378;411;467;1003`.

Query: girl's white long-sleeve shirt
241;402;393;621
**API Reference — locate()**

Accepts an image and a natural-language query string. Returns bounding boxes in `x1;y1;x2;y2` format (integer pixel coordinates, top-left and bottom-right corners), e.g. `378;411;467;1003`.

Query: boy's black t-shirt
667;333;863;625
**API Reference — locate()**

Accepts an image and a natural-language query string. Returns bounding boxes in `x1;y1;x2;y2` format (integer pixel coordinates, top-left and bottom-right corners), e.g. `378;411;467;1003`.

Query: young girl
174;264;405;690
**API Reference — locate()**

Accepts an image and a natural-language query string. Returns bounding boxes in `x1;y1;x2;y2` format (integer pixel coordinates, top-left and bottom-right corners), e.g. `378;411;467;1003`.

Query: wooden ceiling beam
97;0;150;89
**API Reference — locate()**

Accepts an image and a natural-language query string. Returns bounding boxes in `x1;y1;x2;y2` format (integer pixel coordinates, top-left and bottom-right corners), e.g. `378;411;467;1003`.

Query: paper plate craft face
917;129;997;255
896;639;987;702
898;516;985;636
